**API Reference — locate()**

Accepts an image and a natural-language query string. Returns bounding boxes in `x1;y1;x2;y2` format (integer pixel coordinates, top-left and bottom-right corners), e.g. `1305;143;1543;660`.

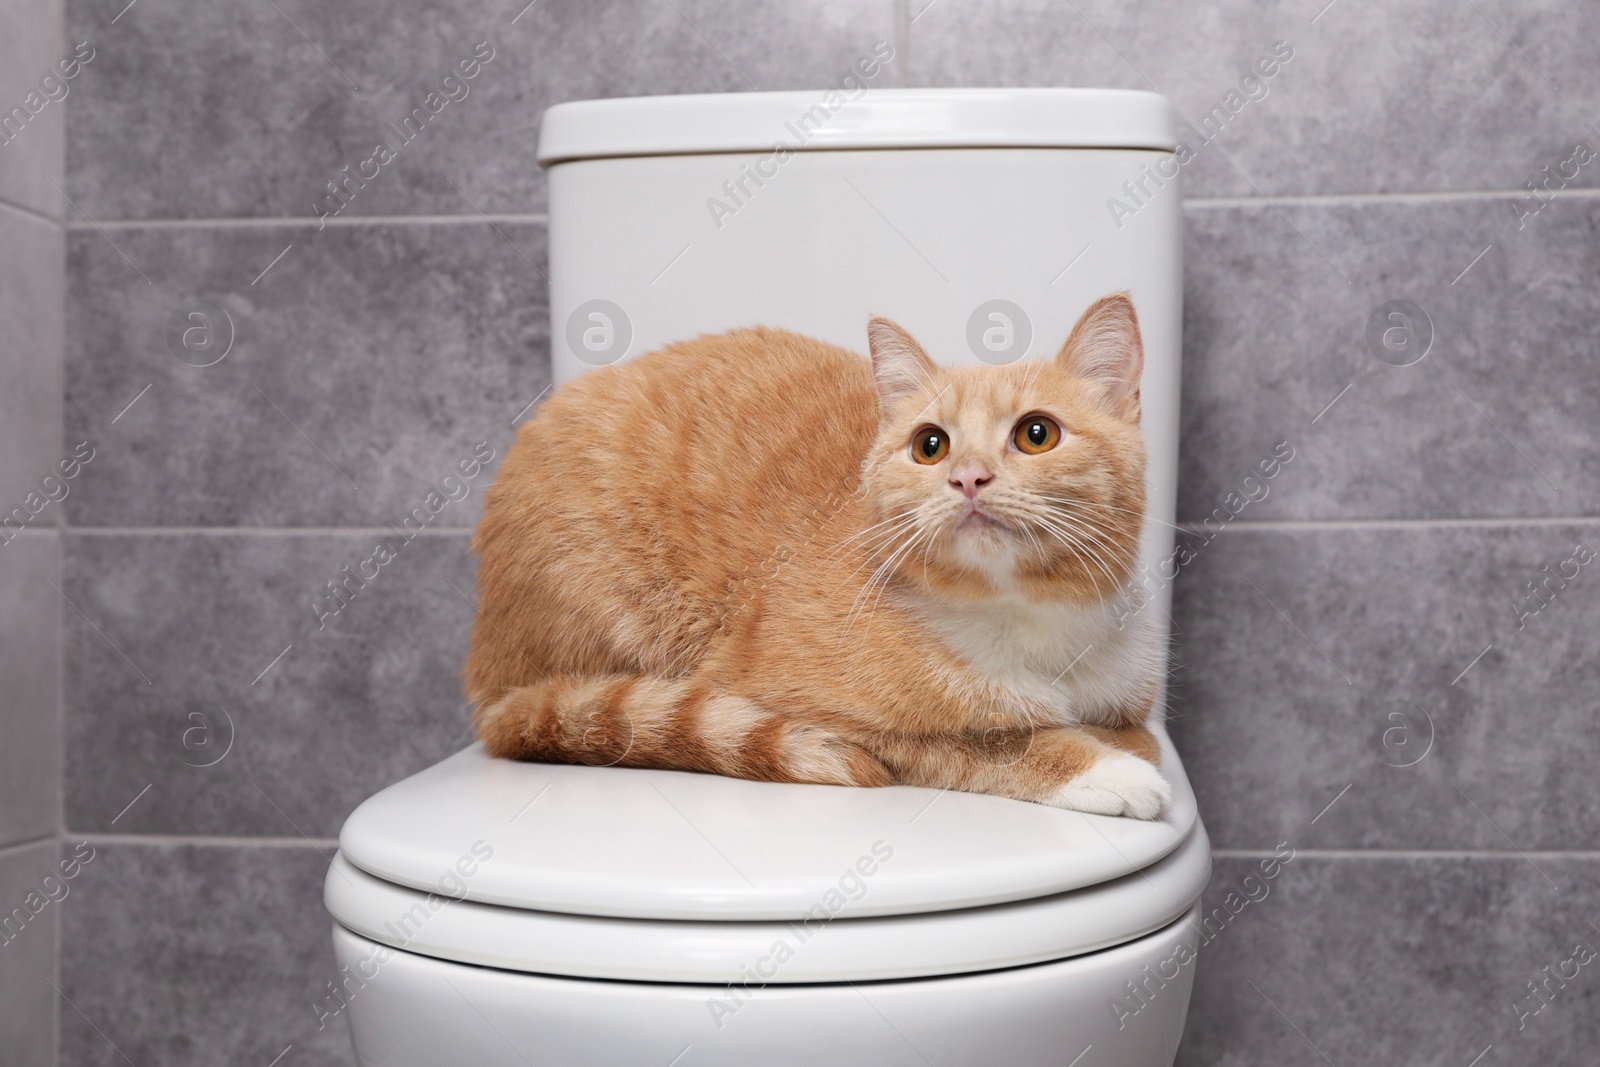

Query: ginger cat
466;294;1170;818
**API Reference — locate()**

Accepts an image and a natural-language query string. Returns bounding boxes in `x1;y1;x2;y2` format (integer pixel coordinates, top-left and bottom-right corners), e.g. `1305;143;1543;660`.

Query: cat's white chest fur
909;587;1162;728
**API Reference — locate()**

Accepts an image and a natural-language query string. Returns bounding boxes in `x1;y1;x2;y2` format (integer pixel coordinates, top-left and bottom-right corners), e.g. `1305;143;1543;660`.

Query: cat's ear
1056;293;1144;420
867;317;938;413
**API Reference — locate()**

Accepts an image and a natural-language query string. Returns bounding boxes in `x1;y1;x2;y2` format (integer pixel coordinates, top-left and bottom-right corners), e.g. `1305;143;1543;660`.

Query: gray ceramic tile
0;205;64;512
64;0;899;219
59;842;353;1067
1175;855;1600;1066
0;840;60;1067
54;847;1600;1067
0;0;65;219
909;0;1600;199
64;532;476;837
1179;194;1600;522
0;534;62;848
65;220;546;526
1168;523;1600;851
0;189;64;855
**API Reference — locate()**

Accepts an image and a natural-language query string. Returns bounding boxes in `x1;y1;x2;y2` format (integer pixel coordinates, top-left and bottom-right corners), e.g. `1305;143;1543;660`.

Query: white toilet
326;88;1206;1066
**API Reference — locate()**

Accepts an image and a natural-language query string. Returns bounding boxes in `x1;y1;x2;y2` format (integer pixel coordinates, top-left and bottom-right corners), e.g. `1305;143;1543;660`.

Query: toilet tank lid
335;728;1201;922
537;88;1178;166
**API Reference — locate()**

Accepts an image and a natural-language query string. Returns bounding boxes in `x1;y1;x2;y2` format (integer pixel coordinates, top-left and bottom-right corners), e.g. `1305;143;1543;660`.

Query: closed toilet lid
336;725;1201;922
537;88;1178;166
324;823;1210;983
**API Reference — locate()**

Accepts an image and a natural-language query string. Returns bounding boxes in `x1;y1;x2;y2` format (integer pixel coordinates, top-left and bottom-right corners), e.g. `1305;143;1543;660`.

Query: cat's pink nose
949;463;992;499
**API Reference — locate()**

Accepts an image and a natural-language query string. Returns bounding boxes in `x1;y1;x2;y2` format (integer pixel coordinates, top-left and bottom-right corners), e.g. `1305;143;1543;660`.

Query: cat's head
859;294;1147;604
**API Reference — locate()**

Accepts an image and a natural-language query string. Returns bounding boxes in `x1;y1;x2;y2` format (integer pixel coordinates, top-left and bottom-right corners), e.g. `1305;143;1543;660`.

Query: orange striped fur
467;294;1170;818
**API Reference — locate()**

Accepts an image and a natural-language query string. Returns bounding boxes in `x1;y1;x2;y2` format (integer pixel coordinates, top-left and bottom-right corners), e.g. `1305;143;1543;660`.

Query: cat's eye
911;426;949;464
1013;415;1062;455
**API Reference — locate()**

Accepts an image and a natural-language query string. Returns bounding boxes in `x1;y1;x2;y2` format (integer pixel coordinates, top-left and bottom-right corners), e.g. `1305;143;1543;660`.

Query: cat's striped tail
473;675;893;788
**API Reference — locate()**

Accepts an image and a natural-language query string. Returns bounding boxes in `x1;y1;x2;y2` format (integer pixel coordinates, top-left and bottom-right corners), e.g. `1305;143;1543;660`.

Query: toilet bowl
326;88;1204;1065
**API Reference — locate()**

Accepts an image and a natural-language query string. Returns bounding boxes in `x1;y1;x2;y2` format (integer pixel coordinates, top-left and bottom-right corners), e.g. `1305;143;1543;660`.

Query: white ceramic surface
546;143;1185;628
332;909;1200;1067
325;820;1209;983
537;88;1178;164
337;725;1197;921
331;87;1196;1067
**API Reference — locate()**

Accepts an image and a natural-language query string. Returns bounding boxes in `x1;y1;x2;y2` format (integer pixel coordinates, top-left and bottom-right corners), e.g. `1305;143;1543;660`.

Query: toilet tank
537;87;1183;621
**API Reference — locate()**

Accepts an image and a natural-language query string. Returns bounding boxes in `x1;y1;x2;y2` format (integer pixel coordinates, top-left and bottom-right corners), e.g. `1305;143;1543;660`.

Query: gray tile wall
51;1;1597;1065
2;0;66;1062
0;841;64;1067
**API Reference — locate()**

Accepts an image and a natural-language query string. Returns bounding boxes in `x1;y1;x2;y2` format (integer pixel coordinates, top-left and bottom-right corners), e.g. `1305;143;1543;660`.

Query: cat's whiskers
821;508;920;563
1033;495;1145;566
824;510;918;576
1040;494;1185;538
842;517;927;623
1015;519;1045;565
826;512;924;598
860;527;930;636
1043;509;1132;581
1031;512;1123;595
965;493;1048;566
918;520;947;583
1057;516;1130;583
1042;508;1150;598
840;523;928;642
829;507;920;552
837;516;920;564
1038;503;1133;560
1030;516;1104;591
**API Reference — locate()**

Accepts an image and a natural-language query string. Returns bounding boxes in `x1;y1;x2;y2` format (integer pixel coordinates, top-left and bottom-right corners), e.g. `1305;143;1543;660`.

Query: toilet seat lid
537;88;1178;166
336;726;1201;922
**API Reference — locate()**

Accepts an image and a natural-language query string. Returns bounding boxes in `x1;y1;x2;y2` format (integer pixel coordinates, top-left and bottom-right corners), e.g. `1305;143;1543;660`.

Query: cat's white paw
1047;752;1171;820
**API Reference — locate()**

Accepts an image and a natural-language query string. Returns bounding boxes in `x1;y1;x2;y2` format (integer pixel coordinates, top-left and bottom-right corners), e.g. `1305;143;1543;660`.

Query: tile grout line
70;833;342;848
48;165;68;1067
67;525;475;536
55;186;1600;232
1178;515;1600;533
1212;848;1600;859
48;838;1600;858
55;506;66;879
0;833;60;858
60;516;1600;537
1185;186;1600;209
0;195;65;228
68;212;549;231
